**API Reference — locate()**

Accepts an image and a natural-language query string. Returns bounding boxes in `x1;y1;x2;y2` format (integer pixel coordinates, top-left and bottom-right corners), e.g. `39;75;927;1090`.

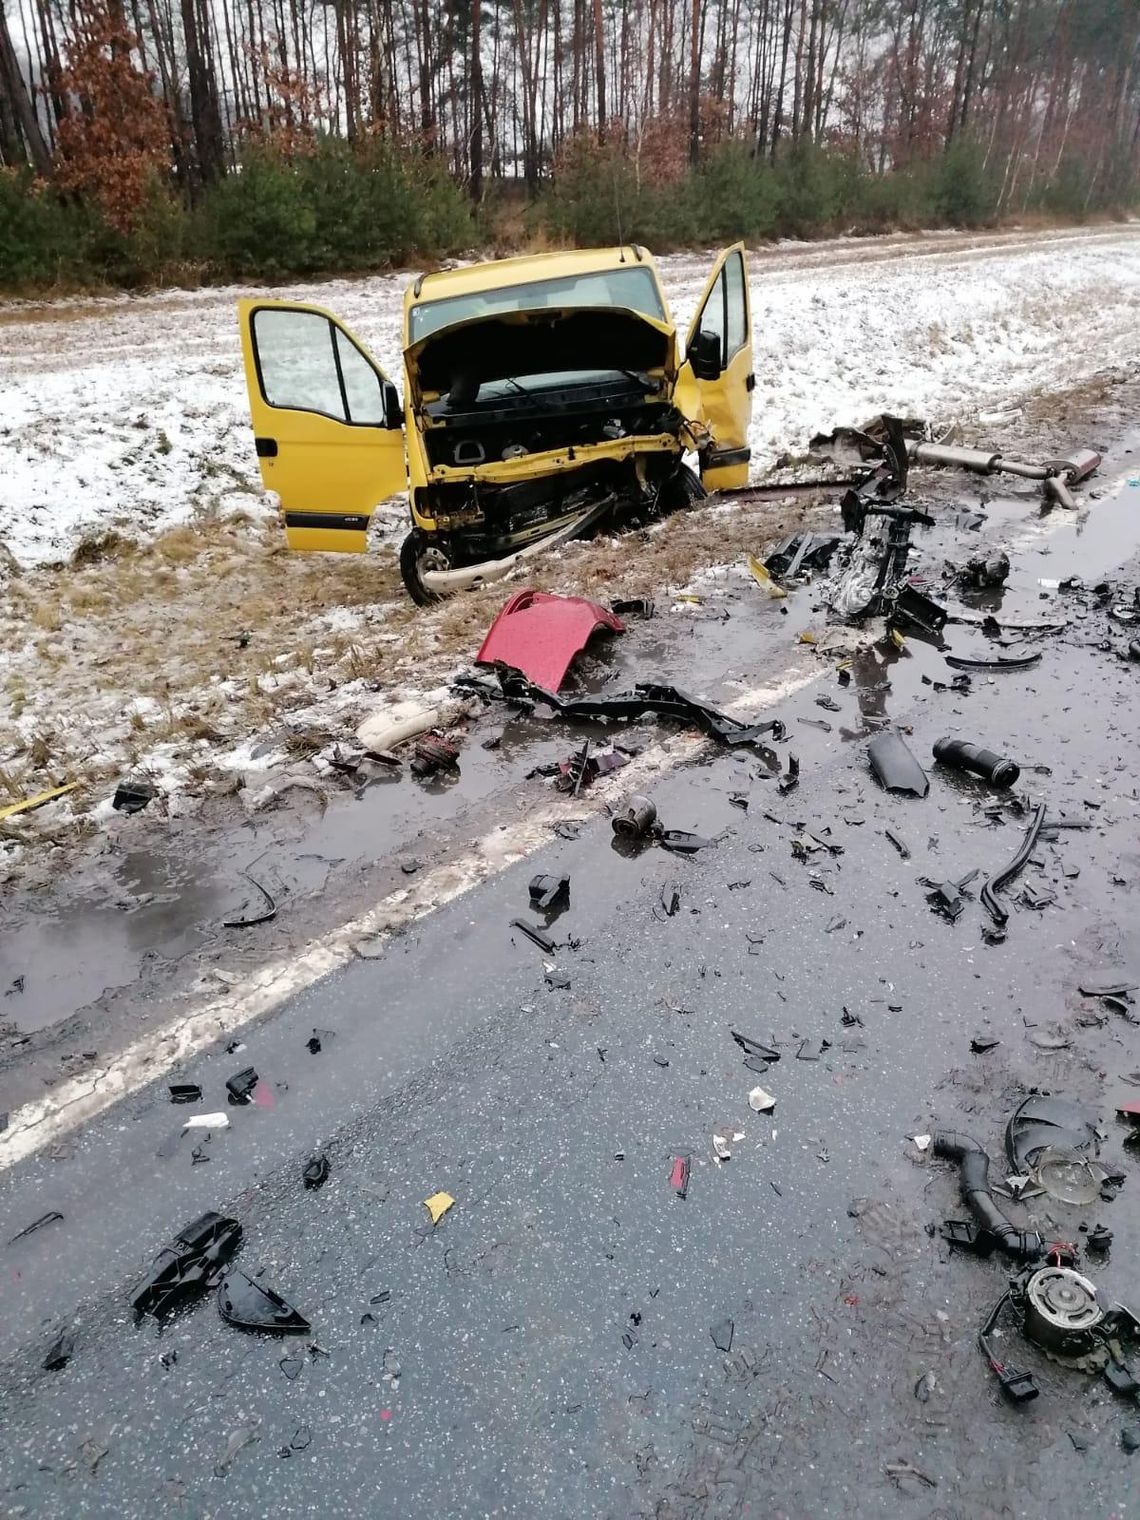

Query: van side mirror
690;327;723;381
382;379;402;429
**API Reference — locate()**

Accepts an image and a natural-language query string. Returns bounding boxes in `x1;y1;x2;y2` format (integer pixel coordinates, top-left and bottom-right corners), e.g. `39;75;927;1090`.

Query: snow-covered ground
2;224;1138;567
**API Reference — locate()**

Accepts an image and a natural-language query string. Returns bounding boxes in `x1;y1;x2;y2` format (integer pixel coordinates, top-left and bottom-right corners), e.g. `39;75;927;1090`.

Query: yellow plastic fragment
0;781;79;822
889;628;907;650
423;1191;455;1225
798;630;817;645
675;593;703;605
745;553;787;598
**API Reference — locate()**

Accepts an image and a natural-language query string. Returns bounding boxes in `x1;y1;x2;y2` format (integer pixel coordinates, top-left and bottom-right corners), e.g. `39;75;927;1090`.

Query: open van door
675;244;753;491
237;299;407;553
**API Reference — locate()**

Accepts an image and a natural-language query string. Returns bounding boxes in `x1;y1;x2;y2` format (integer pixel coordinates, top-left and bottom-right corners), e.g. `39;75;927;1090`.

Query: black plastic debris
971;1036;1001;1054
611;597;654;619
658;829;715;855
868;732;929;797
710;1317;735;1353
1005;1096;1099;1177
226;1067;259;1105
981;802;1045;926
496;670;785;748
529;873;570;911
303;1155;330;1190
1122;1426;1140;1454
884;828;911;859
764;532;840;581
933;737;1020;789
959;551;1011;588
223;873;277;929
659;882;681;917
731;1030;780;1064
218;1270;311;1334
1087;1224;1113;1254
511;918;558;953
131;1212;243;1317
777;755;800;796
280;1356;303;1381
545;967;571;990
169;1084;202;1105
945;651;1041;672
816;695;841;712
42;1331;75;1371
932;1134;1042;1260
8;1210;64;1245
923;869;979;922
112;778;157;814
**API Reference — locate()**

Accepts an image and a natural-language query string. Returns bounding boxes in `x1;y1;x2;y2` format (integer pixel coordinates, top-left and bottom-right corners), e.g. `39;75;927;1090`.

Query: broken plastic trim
131;1212;243;1318
867;732;929;797
223;873;277;929
981;801;1045;925
932;1132;1042;1261
945;651;1042;673
495;671;785;748
218;1270;311;1334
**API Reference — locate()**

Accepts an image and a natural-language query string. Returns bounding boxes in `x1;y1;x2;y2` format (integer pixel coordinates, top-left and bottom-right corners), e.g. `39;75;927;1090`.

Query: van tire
400;530;447;606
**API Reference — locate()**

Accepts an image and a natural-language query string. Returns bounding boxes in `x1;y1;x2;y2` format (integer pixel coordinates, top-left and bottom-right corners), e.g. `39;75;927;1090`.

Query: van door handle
255;437;278;458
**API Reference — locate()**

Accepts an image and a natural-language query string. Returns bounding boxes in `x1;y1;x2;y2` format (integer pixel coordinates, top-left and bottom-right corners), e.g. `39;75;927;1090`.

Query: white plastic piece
183;1112;230;1130
748;1086;776;1114
911;1134;932;1152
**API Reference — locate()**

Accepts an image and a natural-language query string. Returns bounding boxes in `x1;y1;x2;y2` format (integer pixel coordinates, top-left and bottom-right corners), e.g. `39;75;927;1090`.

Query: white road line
0;662;824;1171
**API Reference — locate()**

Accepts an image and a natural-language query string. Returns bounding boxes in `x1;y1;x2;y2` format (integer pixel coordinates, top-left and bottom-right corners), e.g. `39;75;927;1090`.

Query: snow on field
1;225;1138;568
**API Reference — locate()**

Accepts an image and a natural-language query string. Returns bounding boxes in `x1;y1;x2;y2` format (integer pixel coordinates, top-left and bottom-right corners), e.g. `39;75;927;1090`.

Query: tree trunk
0;4;52;173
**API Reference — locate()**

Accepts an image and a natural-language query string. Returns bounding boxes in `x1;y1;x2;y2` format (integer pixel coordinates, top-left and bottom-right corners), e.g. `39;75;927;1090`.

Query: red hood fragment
476;589;624;692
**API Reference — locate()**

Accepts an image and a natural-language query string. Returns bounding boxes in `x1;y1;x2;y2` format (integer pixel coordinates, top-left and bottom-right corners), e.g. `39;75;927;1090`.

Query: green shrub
684;141;781;240
197;148;319;275
931;137;996;227
773;144;858;235
0;170;90;286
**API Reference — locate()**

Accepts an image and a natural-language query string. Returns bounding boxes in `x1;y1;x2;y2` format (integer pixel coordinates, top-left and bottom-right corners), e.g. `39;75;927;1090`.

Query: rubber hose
932;1131;1042;1260
933;738;1020;788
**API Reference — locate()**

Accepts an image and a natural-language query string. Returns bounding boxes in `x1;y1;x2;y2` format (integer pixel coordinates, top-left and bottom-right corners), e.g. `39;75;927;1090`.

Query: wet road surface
3;434;1140;1515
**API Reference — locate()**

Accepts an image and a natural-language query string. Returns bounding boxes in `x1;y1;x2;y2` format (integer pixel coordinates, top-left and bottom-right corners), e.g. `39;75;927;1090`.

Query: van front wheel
399;531;450;606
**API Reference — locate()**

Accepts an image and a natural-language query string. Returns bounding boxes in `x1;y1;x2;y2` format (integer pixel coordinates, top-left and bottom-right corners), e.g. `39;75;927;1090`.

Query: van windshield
409;265;666;342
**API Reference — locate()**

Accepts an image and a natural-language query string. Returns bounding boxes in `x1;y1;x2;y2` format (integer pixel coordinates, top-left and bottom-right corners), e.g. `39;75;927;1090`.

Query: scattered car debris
8;1210;64;1245
731;1030;780;1065
777;755;800;796
611;598;654;619
112;778;157;815
169;1084;203;1105
745;552;788;598
529;873;570;911
933;737;1019;788
218;1270;311;1334
226;1067;259;1105
223;873;277;929
410;733;461;777
763;532;840;582
885;1460;937;1489
42;1330;75;1371
957;551;1010;588
0;780;80;822
511;918;558;953
923;869;979;921
423;1191;455;1225
970;1036;1001;1054
945;651;1042;672
868;732;929;797
670;1156;691;1199
545;966;571;989
884;828;911;859
303;1156;330;1189
710;1318;735;1353
981;802;1045;925
933;1132;1043;1259
476;591;625;691
613;796;658;839
659;882;681;918
495;669;785;747
183;1112;230;1131
131;1212;243;1318
748;1086;776;1114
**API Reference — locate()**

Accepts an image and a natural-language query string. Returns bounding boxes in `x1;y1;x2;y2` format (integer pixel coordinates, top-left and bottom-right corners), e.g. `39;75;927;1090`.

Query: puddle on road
4;460;1139;1039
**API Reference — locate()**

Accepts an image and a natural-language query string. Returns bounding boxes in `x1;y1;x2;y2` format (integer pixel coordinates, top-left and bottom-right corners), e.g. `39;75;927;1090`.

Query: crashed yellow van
237;244;753;603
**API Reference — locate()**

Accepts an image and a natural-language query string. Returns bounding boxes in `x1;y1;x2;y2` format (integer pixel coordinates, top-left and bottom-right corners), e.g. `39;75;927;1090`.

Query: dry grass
0;490;823;828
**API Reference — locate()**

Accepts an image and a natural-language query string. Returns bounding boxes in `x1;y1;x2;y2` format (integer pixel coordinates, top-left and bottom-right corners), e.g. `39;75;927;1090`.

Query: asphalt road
3;454;1140;1517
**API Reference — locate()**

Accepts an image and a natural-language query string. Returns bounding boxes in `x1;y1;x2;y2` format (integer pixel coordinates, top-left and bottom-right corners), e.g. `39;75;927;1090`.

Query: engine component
613;795;657;839
1023;1266;1104;1358
932;1131;1042;1260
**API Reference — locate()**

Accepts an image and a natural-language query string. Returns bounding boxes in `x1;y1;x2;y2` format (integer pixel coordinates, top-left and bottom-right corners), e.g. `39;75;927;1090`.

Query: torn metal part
112;777;157;814
303;1156;330;1189
420;495;616;597
218;1270;311;1334
958;552;1011;589
131;1212;243;1318
868;732;929;797
613;795;658;838
529;873;570;911
946;651;1042;672
410;733;460;777
226;1067;259;1105
932;1132;1042;1260
511;918;558;954
475;589;624;692
981;801;1045;925
496;669;785;748
670;1156;691;1198
223;873;277;929
933;737;1020;788
763;533;840;582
